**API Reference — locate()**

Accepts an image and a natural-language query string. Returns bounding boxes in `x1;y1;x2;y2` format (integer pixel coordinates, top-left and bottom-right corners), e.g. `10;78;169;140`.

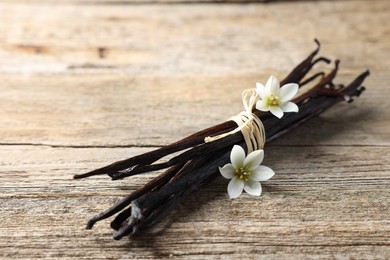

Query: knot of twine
204;89;265;153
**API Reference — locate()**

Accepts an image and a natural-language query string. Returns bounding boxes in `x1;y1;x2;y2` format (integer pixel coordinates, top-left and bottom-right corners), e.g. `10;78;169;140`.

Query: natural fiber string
204;89;265;153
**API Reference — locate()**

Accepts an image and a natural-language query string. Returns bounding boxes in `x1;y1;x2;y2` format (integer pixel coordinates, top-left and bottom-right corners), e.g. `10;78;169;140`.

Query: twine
204;89;265;153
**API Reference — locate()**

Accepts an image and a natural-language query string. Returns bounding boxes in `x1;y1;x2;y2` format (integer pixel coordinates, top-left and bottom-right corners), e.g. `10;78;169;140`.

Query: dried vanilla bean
74;40;369;239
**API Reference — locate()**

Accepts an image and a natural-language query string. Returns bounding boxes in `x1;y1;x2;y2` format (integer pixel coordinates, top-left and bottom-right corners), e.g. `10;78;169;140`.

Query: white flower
256;75;299;119
219;145;275;199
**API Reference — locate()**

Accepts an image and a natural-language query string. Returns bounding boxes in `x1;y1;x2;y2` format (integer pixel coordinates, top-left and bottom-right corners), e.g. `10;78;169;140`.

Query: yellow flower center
235;166;251;182
267;94;280;106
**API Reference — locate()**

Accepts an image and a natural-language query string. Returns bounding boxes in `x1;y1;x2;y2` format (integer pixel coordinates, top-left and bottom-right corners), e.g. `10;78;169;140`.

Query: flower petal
269;105;284;118
279;83;298;102
244;180;262;196
243;149;264;169
266;75;280;94
228;177;244;199
281;101;299;113
256;82;267;100
251;165;275;181
230;145;245;168
256;100;269;112
219;164;235;179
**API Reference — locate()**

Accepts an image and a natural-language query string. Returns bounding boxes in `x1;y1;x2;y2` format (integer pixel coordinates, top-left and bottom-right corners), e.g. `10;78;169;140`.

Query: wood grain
1;145;389;259
0;1;389;75
1;73;388;147
1;0;379;4
0;0;389;259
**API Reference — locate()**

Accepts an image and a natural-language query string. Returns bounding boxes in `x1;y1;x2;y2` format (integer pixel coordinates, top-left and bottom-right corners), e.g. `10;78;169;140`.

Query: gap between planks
1;0;386;6
0;142;389;148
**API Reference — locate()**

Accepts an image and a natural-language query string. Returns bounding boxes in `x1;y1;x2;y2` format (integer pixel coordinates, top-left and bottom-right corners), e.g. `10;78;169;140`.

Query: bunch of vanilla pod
74;40;369;240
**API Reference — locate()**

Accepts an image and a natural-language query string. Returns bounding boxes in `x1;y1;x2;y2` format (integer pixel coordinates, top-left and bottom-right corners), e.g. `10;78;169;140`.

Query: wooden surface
1;0;389;259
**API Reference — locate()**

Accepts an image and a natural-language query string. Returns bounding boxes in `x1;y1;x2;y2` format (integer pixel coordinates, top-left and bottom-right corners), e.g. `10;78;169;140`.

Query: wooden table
1;0;389;259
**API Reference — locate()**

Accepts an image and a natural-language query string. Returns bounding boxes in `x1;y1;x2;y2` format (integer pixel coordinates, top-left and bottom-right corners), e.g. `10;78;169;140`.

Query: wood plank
0;145;389;259
0;73;388;146
0;0;388;146
0;0;365;5
0;1;389;75
4;0;386;4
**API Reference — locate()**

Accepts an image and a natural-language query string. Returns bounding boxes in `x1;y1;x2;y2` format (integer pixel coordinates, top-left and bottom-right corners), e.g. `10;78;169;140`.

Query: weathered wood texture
0;0;354;4
0;0;389;259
